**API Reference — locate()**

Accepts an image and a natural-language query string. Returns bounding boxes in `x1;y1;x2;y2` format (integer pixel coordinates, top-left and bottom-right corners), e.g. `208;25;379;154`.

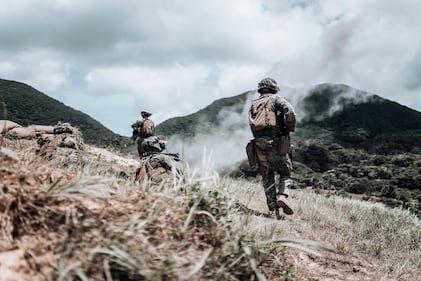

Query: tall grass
293;191;421;278
219;178;421;280
3;140;420;280
9;151;290;280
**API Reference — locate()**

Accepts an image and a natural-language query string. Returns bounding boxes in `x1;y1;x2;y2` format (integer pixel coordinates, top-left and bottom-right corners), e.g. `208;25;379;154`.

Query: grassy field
0;138;420;280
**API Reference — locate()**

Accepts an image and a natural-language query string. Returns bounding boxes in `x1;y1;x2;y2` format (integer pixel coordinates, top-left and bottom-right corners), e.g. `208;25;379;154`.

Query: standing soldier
247;78;296;219
131;110;155;157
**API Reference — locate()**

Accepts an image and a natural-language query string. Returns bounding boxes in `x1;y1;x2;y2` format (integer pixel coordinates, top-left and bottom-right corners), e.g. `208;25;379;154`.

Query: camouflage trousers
255;143;293;211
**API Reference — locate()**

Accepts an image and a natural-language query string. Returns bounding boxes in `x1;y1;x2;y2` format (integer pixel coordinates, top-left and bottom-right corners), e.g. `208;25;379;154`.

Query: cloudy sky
1;0;421;136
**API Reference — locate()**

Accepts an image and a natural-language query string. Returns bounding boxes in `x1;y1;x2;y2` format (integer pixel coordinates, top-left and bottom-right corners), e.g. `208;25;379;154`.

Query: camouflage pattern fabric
141;119;155;137
255;138;292;211
136;137;145;157
248;83;296;214
132;118;156;157
135;153;179;183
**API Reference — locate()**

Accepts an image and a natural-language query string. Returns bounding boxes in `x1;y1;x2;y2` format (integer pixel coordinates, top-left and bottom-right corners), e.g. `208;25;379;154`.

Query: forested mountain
0;78;124;147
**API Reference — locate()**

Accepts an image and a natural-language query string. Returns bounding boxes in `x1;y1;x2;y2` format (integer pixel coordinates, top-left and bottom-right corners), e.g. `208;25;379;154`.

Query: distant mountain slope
301;84;421;132
157;83;421;153
299;84;421;153
156;91;251;137
156;84;421;217
0;78;124;147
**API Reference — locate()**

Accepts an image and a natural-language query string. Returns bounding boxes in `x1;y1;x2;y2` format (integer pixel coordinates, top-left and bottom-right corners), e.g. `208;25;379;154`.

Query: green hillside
299;83;421;153
0;78;124;147
156;91;251;137
301;84;421;132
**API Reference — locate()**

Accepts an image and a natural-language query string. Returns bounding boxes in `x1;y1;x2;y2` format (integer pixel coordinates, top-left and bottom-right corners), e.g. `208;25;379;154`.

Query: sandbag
7;127;37;139
37;134;56;145
60;136;77;149
29;125;55;134
0;120;21;133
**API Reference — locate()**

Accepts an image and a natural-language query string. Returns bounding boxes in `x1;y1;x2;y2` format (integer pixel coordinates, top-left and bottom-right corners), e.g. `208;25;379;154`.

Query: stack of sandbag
3;121;83;148
2;121;56;139
9;126;37;138
0;120;22;133
7;125;53;139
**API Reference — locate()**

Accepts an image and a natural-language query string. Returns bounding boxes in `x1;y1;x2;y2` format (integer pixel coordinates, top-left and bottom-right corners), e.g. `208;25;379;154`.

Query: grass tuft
1;139;420;280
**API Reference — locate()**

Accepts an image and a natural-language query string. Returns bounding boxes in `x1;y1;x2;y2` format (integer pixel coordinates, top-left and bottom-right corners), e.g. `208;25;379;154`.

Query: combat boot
276;196;293;215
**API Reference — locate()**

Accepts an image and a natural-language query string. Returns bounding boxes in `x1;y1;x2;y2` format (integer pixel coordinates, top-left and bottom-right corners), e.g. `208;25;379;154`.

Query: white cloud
84;64;211;112
0;50;68;93
0;0;420;137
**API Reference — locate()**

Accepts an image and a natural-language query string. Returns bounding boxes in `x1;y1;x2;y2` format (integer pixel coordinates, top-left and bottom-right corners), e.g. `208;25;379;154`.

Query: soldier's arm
131;121;142;140
159;155;173;170
274;96;296;132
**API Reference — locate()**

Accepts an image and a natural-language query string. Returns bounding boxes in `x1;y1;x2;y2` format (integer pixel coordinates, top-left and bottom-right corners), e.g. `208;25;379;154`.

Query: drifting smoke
164;92;255;173
162;83;375;172
298;83;375;122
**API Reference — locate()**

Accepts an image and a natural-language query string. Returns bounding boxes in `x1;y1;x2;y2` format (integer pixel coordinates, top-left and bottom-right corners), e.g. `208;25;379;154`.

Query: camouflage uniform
135;136;181;183
131;111;155;157
249;78;296;217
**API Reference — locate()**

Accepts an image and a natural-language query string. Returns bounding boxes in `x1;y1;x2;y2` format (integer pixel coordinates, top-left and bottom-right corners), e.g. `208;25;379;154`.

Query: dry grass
292;191;421;280
0;139;296;281
1;139;420;280
221;178;421;280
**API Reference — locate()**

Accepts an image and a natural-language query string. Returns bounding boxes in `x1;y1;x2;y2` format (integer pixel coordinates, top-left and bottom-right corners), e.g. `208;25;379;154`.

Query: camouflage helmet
141;136;166;153
257;77;279;93
141;110;152;117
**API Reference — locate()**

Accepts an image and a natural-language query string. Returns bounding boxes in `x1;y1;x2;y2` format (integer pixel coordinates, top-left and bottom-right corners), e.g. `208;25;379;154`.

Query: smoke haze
162;84;378;172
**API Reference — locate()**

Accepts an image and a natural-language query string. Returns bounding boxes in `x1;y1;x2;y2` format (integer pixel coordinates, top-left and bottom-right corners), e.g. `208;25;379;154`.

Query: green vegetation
291;140;421;216
156;91;251;137
299;83;421;153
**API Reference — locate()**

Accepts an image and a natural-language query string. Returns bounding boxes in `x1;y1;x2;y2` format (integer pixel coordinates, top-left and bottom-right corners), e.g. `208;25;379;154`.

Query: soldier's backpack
140;119;155;137
248;94;277;134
